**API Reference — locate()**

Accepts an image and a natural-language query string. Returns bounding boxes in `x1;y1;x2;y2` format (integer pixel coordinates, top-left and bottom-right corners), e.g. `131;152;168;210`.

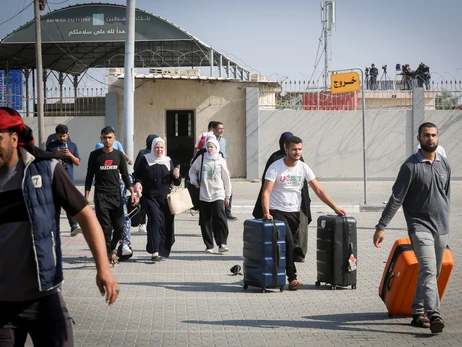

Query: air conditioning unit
182;69;201;77
251;74;269;82
109;68;123;76
162;68;181;76
149;68;163;75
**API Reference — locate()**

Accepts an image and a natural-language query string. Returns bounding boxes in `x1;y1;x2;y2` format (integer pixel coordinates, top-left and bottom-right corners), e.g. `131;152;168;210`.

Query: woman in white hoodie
189;137;232;253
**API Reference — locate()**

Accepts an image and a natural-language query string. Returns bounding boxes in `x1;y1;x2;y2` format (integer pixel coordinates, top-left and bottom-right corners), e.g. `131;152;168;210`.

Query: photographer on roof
402;64;414;90
415;63;431;90
369;64;379;90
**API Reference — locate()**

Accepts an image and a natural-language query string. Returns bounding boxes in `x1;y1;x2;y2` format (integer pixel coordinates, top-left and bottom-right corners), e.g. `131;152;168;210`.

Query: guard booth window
166;110;195;177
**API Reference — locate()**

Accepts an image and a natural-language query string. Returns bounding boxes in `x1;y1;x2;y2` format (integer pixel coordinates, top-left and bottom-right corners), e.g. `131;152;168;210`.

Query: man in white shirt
194;121;217;154
262;136;346;290
213;121;237;220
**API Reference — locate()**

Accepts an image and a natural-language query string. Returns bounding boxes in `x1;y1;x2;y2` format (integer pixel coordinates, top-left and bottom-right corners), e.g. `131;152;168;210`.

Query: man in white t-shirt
262;136;346;290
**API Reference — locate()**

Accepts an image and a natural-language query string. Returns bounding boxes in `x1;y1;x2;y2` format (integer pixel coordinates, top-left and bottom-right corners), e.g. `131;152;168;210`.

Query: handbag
187;153;204;211
167;187;194;215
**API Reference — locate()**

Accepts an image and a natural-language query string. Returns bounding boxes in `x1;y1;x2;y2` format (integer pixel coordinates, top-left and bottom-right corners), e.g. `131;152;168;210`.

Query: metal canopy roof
0;3;250;78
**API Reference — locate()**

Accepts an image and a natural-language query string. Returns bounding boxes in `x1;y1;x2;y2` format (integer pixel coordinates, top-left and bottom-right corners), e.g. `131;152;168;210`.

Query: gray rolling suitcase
315;215;357;290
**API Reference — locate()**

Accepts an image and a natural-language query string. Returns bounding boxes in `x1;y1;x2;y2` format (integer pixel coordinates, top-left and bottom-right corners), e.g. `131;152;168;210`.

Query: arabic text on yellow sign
330;72;360;94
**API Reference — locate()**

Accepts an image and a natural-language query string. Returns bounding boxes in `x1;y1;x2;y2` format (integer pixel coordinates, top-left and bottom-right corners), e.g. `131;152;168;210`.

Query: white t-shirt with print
265;158;315;212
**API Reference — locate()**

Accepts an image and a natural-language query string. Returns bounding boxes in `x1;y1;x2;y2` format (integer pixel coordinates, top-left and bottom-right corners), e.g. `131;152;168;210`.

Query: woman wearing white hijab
189;137;232;254
133;137;181;261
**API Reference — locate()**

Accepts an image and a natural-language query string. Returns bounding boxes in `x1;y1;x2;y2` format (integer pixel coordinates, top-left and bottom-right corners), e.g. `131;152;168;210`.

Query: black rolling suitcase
315;215;357;290
243;219;286;293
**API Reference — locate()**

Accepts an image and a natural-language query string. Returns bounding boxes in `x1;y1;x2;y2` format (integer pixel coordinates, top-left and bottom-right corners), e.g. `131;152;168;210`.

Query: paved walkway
52;181;462;346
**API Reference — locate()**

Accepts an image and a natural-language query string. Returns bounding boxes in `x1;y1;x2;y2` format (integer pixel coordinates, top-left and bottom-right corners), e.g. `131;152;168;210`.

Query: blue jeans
410;231;449;319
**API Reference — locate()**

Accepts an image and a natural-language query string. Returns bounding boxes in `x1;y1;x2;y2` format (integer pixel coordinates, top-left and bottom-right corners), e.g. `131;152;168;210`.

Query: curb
231;204;376;214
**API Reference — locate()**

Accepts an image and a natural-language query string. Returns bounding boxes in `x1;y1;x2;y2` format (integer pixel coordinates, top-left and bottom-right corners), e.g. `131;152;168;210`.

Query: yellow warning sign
330;72;360;94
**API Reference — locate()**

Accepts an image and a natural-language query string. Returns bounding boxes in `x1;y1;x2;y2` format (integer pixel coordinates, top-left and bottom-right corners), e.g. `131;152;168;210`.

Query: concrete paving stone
33;180;461;345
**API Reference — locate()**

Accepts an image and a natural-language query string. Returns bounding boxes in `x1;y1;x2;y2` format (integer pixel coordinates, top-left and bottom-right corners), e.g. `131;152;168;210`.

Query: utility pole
124;0;135;168
321;1;335;89
34;0;46;148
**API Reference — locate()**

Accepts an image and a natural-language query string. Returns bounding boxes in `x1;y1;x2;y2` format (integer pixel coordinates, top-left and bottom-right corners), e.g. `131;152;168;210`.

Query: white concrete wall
255;109;462;180
21;88;462;183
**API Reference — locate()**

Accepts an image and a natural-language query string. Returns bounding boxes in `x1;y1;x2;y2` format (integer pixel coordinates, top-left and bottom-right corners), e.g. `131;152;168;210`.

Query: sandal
109;254;119;266
410;315;430;328
288;280;303;291
430;316;445;334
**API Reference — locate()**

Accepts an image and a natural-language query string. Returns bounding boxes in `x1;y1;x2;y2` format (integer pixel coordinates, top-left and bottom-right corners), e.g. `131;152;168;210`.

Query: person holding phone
133;137;181;262
46;124;82;236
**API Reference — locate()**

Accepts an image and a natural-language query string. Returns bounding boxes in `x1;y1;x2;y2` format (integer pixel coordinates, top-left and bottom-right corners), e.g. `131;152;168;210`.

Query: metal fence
1;69;461;114
0;85;106;117
265;71;462;111
41;86;106;117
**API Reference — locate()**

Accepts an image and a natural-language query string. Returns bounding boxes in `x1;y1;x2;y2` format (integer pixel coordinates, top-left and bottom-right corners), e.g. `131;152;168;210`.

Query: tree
435;89;459;110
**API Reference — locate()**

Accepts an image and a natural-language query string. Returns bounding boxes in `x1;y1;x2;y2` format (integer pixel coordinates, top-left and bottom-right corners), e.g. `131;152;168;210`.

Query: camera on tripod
402;64;410;75
382;65;387;73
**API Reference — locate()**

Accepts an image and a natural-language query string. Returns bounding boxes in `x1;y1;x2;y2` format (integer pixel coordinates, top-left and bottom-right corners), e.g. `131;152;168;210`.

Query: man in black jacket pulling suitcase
373;122;450;334
262;136;346;290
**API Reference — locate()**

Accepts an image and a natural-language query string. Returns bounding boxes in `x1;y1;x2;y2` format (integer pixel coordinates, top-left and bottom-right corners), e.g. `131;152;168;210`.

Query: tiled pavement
52;181;462;346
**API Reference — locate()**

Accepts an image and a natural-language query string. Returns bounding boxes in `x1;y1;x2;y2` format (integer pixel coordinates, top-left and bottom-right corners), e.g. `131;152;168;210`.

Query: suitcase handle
349;243;354;255
386;272;394;291
271;221;280;287
277;244;280;267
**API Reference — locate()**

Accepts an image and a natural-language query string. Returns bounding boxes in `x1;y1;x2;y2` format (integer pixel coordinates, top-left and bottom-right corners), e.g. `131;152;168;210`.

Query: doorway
165;110;195;177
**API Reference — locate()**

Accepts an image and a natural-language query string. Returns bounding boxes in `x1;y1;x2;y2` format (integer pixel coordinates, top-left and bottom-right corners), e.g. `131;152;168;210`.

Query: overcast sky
1;0;461;85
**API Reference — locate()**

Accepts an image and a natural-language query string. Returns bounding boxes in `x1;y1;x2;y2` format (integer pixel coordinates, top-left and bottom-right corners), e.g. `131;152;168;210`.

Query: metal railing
1;70;461;113
0;86;106;117
263;71;462;111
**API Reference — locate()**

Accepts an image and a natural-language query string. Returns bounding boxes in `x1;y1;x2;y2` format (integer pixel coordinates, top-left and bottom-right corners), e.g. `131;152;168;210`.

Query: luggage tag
348;254;357;272
347;242;357;272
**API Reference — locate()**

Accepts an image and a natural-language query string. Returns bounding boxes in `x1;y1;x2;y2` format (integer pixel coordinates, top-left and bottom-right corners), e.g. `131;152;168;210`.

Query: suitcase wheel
315;281;320;287
261;288;266;293
351;284;356;290
280;286;284;292
243;284;248;290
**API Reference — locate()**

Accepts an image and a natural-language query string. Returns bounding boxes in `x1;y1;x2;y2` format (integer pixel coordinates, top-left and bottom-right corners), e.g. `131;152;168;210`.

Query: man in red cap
0;107;119;345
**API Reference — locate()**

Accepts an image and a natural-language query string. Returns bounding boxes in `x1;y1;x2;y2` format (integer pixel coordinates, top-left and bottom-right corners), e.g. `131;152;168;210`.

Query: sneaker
70;225;81;237
226;214;238;221
121;244;133;256
218;245;229;253
138;224;146;233
205;248;214;254
151;255;163;262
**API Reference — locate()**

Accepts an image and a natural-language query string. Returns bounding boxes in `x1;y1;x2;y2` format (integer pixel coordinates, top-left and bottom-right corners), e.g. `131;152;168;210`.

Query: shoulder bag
167;186;194;215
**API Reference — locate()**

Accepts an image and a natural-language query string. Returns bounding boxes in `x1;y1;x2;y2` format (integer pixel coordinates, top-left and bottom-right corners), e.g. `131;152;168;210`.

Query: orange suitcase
379;237;454;316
